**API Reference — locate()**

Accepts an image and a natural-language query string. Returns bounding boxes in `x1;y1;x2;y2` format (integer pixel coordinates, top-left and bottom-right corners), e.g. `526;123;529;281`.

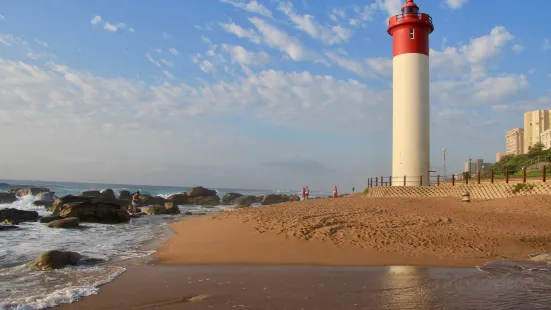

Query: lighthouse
387;0;434;186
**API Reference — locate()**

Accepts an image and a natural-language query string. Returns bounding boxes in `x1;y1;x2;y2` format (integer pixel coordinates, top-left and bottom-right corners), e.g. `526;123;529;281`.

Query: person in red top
332;185;338;198
302;187;306;201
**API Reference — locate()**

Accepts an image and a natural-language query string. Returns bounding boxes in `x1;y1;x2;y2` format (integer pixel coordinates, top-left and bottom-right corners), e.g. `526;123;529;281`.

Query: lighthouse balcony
388;13;433;34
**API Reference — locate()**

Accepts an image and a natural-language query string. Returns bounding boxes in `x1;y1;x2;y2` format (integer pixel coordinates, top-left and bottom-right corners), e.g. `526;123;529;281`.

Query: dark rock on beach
189;195;221;206
139;195;166;207
140;205;166;215
0;208;39;222
261;194;291;205
231;195;257;207
0;225;19;231
28;250;82;271
100;189;117;201
222;192;243;204
119;190;131;200
187;186;217;198
81;190;102;197
39;215;62;223
0;192;17;204
167;193;188;205
58;201;130;223
46;217;80;228
164;202;181;214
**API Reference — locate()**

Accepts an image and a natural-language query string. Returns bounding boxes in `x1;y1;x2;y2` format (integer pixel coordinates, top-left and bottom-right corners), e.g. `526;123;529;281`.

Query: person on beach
352;186;355;194
130;191;140;215
302;187;306;201
305;186;310;200
333;185;338;198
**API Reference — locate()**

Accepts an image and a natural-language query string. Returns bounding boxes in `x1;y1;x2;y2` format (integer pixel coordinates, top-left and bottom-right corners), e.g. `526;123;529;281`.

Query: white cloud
146;53;161;67
461;26;513;64
473;74;528;102
26;50;56;60
278;2;352;45
160;58;174;67
248;17;317;61
90;16;102;25
543;39;551;51
325;51;368;77
445;0;469;9
511;44;524;54
220;22;261;44
221;44;270;66
366;57;392;77
374;0;402;17
162;70;174;79
103;22;118;32
348;4;377;28
329;8;346;22
0;34;26;47
200;60;215;73
219;0;273;18
33;38;49;48
0;14;5;22
169;48;179;56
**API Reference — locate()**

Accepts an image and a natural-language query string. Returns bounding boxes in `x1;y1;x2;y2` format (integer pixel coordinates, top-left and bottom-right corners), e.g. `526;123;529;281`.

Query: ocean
0;179;330;310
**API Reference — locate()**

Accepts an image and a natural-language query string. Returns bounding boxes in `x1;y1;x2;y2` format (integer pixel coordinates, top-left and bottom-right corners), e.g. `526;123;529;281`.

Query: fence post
522;167;526;184
375;177;378;186
543;166;547;183
465;174;469;185
420;175;423;186
437;175;440;186
403;175;406;186
505;169;509;184
477;171;481;184
389;176;392;186
452;174;455;186
491;170;494;183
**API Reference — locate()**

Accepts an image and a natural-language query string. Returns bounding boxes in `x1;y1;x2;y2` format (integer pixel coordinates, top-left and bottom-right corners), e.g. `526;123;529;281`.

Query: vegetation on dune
491;142;551;175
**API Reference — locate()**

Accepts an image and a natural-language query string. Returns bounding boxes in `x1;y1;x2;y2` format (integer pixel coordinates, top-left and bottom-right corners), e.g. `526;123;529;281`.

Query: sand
155;195;551;267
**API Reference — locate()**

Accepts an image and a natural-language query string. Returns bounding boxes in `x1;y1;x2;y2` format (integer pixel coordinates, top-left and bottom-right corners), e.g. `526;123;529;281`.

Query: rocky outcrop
139;195;166;206
33;192;58;209
58;201;130;223
119;190;131;200
222;192;243;204
167;193;188;205
39;215;62;223
164;202;181;214
0;208;39;222
189;195;221;206
0;225;19;231
0;192;17;204
13;188;50;197
289;194;301;202
140;205;166;215
261;194;290;205
28;250;82;271
231;195;257;207
51;195;95;215
81;190;102;197
46;217;80;228
187;186;217;198
100;189;117;201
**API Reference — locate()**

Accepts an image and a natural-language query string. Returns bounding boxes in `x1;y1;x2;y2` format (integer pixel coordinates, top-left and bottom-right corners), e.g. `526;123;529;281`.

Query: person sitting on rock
130;191;140;215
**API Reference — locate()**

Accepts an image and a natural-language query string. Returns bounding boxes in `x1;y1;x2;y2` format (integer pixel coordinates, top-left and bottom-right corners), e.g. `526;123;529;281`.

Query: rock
141;205;166;215
0;192;17;204
51;195;96;215
139;195;166;206
189;195;221;206
530;254;551;263
222;192;243;204
231;195;257;207
28;250;82;271
46;217;80;228
0;208;39;222
164;202;181;214
187;186;217;198
58;201;130;223
40;215;62;223
36;192;57;202
119;190;131;200
33;200;54;209
81;190;102;197
439;217;452;223
0;225;19;231
184;211;193;216
261;194;290;205
14;188;50;197
100;189;117;201
167;193;188;205
289;194;300;202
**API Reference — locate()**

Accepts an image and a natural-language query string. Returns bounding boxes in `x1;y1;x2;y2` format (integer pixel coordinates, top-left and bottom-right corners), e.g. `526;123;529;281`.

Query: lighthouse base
391;53;430;186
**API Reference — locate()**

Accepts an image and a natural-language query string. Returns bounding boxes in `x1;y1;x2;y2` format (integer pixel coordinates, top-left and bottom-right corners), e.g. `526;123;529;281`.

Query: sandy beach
59;195;551;309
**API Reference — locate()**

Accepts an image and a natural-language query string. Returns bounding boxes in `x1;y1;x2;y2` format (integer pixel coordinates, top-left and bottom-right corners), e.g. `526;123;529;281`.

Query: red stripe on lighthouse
391;26;430;57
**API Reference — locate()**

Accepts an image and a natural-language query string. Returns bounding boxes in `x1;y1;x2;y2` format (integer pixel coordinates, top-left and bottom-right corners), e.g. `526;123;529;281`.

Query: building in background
496;152;507;162
506;128;524;155
523;110;551;153
464;159;494;173
541;128;551;149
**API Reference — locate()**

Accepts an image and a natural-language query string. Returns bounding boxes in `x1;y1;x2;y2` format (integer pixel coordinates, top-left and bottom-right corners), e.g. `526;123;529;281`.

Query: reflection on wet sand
379;266;431;309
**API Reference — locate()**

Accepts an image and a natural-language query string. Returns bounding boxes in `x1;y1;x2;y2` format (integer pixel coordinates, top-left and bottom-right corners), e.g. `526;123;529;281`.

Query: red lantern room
387;0;434;57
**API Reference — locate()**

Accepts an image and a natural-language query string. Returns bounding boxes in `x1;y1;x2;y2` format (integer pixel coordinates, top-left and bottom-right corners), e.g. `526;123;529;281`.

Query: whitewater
0;180;319;309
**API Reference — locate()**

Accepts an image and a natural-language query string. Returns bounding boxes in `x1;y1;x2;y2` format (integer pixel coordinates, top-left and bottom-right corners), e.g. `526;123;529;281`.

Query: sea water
0;180;326;309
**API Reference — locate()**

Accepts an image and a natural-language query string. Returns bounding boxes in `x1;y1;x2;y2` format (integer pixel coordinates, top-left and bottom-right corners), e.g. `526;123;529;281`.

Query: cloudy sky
0;0;549;190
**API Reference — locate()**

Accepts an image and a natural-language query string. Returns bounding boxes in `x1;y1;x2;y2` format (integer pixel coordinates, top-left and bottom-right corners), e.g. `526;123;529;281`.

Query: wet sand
59;195;551;309
58;264;551;310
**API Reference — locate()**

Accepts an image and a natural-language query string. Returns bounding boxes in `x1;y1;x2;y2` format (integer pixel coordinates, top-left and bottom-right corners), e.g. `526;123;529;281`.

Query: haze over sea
0;179;329;309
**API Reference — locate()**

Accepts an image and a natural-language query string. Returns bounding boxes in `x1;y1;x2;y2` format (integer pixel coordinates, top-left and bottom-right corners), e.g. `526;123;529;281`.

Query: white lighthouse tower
388;0;434;186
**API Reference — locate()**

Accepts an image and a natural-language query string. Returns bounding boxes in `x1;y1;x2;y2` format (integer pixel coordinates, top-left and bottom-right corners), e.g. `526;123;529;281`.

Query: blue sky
0;0;550;189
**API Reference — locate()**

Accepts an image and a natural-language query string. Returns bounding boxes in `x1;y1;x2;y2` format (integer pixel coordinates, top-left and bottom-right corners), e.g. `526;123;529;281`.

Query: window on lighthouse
410;28;414;39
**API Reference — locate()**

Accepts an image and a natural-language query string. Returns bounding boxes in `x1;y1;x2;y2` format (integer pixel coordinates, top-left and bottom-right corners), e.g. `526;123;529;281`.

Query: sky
0;0;550;190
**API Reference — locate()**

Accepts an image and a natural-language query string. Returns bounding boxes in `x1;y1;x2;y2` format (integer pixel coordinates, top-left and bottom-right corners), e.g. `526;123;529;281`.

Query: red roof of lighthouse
387;0;434;36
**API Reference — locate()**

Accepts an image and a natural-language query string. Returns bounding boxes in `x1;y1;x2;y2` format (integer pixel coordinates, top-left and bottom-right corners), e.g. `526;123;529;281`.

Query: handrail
389;13;433;25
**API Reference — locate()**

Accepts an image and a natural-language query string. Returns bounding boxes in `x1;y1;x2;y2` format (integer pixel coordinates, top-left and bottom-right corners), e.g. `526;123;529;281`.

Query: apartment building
523;110;551;153
496;152;507;162
505;128;524;155
541;128;551;149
